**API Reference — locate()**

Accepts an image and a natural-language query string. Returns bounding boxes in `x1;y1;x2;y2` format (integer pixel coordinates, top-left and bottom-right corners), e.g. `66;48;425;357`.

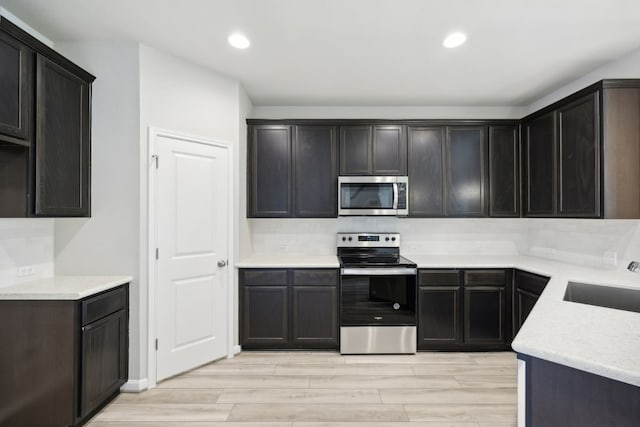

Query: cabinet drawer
82;286;126;326
291;269;338;286
464;270;508;286
419;270;461;286
241;269;288;286
515;270;549;295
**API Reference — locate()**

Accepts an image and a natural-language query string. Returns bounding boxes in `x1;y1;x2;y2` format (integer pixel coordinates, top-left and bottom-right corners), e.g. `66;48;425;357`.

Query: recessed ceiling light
228;33;250;49
443;32;467;48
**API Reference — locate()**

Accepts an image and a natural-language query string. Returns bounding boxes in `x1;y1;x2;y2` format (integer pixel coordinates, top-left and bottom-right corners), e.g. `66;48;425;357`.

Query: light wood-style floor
89;351;517;427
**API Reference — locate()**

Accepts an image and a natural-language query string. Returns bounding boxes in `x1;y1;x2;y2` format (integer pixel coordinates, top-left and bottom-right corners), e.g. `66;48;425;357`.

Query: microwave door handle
393;183;398;210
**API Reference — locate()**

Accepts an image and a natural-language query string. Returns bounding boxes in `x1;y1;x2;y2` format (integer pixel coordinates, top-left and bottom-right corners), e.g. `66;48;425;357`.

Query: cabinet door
489;126;520;217
294;126;337;217
291;285;338;348
372;125;407;175
0;31;32;141
80;309;128;419
35;55;90;216
524;111;557;216
249;125;292;217
339;126;371;175
512;270;548;336
557;92;600;217
418;286;462;349
446;127;487;216
464;286;506;346
408;127;445;216
513;288;538;336
241;285;289;348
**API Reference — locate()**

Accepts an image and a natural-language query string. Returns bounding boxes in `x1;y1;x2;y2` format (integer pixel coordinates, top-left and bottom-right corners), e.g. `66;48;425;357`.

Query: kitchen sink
563;282;640;314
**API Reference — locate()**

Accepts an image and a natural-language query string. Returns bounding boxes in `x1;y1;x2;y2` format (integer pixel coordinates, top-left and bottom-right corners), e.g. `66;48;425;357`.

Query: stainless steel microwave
338;176;409;216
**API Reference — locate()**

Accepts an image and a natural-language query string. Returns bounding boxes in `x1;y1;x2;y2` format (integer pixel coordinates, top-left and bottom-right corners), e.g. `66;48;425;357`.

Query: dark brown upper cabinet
408;127;446;216
445;126;487;217
0;30;32;142
339;125;371;175
522;81;640;219
523;111;557;217
248;124;337;218
0;17;95;218
557;93;600;217
339;125;407;175
489;125;520;217
35;55;91;216
293;125;337;217
249;125;292;217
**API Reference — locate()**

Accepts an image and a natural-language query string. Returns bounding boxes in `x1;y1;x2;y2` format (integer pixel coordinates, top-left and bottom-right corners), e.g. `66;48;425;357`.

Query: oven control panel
337;233;400;247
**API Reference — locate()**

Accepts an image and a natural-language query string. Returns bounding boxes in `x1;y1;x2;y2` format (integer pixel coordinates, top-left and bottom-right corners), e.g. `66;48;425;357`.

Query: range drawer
515;270;549;295
241;269;288;286
291;269;338;286
464;269;508;286
418;269;461;286
82;286;126;326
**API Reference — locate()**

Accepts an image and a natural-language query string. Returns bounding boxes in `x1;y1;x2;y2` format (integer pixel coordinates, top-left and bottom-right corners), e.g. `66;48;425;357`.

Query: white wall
252;105;526;120
53;41;142;378
0;220;54;286
525;46;640;114
138;44;245;376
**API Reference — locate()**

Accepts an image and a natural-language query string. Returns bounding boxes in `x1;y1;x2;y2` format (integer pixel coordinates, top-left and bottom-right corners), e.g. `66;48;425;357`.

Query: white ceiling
3;0;640;107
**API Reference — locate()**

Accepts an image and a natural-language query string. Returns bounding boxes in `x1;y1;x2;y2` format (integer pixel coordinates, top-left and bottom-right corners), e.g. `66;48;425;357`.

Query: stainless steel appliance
338;176;408;216
338;232;417;354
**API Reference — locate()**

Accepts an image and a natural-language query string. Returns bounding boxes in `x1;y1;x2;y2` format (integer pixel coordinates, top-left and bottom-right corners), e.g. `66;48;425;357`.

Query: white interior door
155;133;229;382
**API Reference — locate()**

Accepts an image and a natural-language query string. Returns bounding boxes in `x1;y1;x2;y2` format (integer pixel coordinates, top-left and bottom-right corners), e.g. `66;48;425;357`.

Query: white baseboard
120;378;148;393
232;345;241;355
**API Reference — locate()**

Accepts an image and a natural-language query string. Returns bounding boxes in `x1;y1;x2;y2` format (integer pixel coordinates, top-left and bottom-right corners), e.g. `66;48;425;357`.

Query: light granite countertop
237;253;640;386
0;276;133;300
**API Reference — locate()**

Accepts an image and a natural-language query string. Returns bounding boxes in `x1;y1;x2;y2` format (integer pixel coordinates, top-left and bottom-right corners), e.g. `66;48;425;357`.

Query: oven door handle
341;267;417;276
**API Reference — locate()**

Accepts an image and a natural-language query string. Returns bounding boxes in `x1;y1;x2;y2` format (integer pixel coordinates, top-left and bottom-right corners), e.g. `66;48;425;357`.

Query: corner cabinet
489;125;519;217
418;268;511;350
513;269;549;336
522;80;640;219
240;268;338;349
0;17;95;218
0;284;129;427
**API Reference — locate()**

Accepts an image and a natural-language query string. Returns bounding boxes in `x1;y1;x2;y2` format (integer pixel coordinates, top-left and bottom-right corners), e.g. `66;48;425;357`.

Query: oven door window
341;275;416;326
340;183;394;210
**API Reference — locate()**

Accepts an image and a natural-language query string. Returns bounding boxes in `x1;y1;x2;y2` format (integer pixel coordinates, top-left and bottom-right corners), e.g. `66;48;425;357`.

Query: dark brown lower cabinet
418;269;511;350
513;270;549;336
418;269;462;350
0;284;129;427
522;355;640;427
240;268;338;350
463;269;510;348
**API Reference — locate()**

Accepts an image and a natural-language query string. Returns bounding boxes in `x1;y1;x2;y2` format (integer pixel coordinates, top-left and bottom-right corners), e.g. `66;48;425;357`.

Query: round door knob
217;260;227;267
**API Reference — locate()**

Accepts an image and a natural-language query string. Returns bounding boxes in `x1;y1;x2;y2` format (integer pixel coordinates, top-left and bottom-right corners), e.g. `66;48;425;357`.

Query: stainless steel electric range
338;232;417;354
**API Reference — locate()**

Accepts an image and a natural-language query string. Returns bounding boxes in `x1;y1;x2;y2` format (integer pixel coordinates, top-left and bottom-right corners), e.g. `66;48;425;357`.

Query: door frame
146;126;234;389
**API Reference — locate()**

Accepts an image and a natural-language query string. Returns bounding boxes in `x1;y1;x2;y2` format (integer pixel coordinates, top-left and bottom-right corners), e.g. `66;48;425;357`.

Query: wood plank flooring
88;351;517;426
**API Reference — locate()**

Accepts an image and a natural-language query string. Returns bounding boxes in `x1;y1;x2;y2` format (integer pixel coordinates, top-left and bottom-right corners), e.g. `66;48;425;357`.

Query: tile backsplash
0;220;54;287
248;217;640;269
